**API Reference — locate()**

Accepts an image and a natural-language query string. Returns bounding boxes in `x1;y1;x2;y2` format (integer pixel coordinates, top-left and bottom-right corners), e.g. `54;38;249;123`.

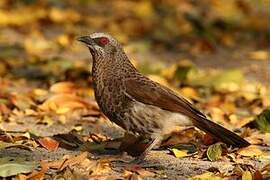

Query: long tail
192;116;250;147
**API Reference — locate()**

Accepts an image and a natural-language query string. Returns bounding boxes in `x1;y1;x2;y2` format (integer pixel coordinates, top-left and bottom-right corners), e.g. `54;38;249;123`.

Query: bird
77;32;250;160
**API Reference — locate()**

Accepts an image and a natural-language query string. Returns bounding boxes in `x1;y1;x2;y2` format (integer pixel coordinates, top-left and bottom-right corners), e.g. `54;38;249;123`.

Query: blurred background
0;0;270;132
0;0;270;84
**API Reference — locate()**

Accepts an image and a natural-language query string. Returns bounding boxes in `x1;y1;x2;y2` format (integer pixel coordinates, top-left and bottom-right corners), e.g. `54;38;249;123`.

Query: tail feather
192;116;250;147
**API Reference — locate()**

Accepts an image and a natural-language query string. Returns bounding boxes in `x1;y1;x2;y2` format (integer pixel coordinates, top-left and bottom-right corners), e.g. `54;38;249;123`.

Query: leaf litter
0;0;270;179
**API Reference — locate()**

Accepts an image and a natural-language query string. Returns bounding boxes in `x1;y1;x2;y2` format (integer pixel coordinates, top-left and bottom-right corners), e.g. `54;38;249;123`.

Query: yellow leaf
57;34;71;47
39;94;91;112
56;107;70;114
0;8;46;26
50;81;77;94
179;87;199;100
170;148;188;158
133;1;154;19
49;8;80;23
237;145;263;157
32;88;48;96
161;64;177;80
188;172;221;180
242;171;252;180
249;50;268;61
24;33;54;55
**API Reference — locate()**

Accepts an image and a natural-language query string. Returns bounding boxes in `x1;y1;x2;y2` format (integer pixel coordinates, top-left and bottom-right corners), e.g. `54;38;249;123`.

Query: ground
0;1;270;179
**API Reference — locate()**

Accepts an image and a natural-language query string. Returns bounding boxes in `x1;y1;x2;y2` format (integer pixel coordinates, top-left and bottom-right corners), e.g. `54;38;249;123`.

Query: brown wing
124;76;206;119
124;76;250;148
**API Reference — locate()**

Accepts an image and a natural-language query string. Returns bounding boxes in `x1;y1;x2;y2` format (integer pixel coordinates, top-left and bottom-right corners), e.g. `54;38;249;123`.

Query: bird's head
77;32;122;59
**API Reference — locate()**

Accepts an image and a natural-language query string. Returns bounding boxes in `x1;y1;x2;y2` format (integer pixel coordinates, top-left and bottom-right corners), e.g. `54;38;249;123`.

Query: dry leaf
39;94;91;112
170;148;188;158
50;81;77;94
26;161;49;180
242;171;252;180
126;165;155;177
188;172;221;180
59;152;88;171
249;51;268;61
237;145;263;157
37;137;59;151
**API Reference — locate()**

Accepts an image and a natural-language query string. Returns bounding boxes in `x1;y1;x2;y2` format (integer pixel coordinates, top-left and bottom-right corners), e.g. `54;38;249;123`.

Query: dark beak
77;36;95;46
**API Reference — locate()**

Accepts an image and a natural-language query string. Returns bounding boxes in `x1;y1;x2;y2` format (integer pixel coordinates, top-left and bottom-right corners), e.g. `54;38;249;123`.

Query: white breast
128;100;193;138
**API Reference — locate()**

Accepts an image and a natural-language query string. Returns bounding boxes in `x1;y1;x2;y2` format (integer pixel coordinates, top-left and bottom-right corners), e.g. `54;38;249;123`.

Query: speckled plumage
78;33;250;157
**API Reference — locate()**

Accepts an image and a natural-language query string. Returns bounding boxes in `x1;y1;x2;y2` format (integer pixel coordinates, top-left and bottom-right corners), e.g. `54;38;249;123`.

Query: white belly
125;100;193;138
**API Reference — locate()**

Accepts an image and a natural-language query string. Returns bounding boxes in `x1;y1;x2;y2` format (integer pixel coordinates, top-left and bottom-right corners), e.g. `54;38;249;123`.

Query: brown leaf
37;137;59;151
39;94;93;112
0;104;10;114
59;152;88;171
88;175;118;180
42;159;66;169
252;170;264;180
126;173;143;180
261;163;270;173
26;161;49;180
161;127;201;147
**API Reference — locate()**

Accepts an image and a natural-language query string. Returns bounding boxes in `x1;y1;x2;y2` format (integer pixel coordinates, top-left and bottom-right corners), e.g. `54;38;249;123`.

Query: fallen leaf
170;148;189;158
37;137;59;151
161;127;201;147
0;157;38;178
26;160;49;180
59;152;88;171
49;7;80;23
237;145;263;157
252;170;264;180
242;171;252;180
169;143;197;154
126;173;143;180
249;50;268;61
207;143;224;161
39;94;92;112
126;165;155;177
188;172;221;180
9;93;35;110
191;69;243;92
0;142;33;151
50;81;77;94
248;109;270;133
258;152;270;167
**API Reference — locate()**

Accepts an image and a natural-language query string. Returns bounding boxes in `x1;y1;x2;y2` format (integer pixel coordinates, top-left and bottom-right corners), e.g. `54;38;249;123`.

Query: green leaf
254;109;270;133
0;157;38;177
207;143;224;161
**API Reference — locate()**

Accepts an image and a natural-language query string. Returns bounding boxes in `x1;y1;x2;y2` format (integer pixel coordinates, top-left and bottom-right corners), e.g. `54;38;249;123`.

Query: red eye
99;37;109;46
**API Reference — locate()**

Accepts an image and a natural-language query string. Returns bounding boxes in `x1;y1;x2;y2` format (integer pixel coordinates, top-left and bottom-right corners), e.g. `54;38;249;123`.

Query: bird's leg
131;136;162;163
